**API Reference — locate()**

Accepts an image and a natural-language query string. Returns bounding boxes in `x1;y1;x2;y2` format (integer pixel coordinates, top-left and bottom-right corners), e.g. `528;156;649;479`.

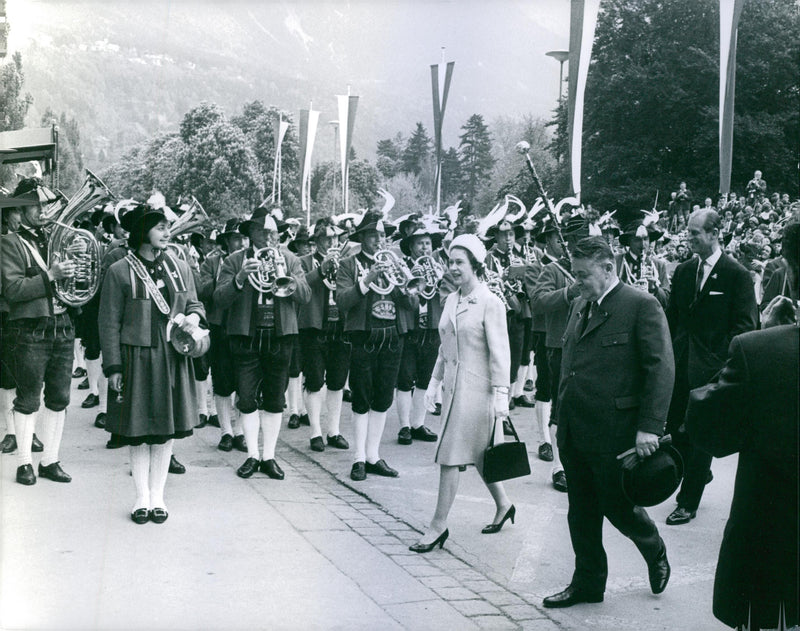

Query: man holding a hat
296;217;351;452
616;220;671;308
214;208;311;481
1;178;76;485
336;210;418;481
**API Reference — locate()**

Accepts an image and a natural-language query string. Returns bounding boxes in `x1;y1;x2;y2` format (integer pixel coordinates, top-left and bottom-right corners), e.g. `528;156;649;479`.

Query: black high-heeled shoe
409;529;449;553
481;505;515;534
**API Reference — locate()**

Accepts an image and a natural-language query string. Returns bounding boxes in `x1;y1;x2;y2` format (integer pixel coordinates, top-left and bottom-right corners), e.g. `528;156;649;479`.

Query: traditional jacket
1;227;62;320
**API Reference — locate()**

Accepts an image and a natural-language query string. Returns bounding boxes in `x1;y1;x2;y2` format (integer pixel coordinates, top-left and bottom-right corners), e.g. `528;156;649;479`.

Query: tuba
248;246;297;298
166;196;209;263
410;255;444;301
369;240;422;296
45;170;113;307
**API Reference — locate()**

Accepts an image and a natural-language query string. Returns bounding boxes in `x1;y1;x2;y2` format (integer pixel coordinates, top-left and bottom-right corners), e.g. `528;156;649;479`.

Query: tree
439;147;463;205
0;52;33;132
458;114;495;205
179;101;225;144
376;133;404;178
401;123;432;177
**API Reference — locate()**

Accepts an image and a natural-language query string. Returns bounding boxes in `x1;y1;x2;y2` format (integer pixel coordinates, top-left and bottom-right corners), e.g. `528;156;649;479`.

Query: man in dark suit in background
664;209;757;526
543;237;675;608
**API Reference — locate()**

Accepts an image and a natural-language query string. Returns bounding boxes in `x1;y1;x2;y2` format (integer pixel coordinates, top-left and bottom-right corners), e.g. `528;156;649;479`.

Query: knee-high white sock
0;389;14;434
196;379;209;416
366;410;387;464
298;376;307;415
14;411;35;467
325;389;344;437
149;440;173;510
215;394;233;437
511;379;523;399
550;424;563;475
74;339;85;370
305;390;324;439
40;408;65;467
410;388;427;429
396;389;412;429
130;444;150;511
286;376;301;415
537;401;552;445
352;412;368;462
207;381;217;416
86;358;102;396
435;383;442;405
526;357;536;383
241;411;260;459
259;411;282;461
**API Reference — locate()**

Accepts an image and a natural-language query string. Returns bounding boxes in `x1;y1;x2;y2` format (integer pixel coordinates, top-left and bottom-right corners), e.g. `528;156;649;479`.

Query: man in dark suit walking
544;237;675;608
664;209;757;526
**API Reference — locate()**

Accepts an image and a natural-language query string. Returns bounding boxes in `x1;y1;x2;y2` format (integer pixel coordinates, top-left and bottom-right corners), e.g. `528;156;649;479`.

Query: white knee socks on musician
411;388;427;429
215;394;234;437
149;440;173;510
241;411;260;459
325;388;344;438
259;411;282;461
73;339;85;372
305;389;324;439
40;408;65;467
366;410;387;464
396;389;412;429
352;412;368;463
130;444;150;512
86;358;102;397
0;388;15;435
196;379;209;417
287;377;302;415
550;424;563;475
536;401;552;445
15;411;35;467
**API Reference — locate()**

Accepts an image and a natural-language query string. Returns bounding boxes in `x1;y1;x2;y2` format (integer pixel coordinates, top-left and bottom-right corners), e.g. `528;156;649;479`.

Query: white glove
493;387;509;419
425;378;441;412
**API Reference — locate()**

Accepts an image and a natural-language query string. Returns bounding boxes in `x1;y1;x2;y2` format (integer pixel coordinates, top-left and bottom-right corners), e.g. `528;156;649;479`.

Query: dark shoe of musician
482;505;515;534
503;419;514;436
524;379;534;392
260;459;285;480
538;442;554;462
38;462;72;483
552;470;568;493
350;461;366;481
237;457;260;479
148;508;169;524
217;433;234;452
72;367;86;378
207;414;220;428
298;413;310;426
77;377;89;390
287;414;301;429
410;425;438;442
397;426;413;445
326;434;349;450
232;434;248;453
666;506;696;525
648;541;671;594
409;529;449;553
106;434;125;449
543;585;604;608
432;402;441;416
168;455;185;474
365;459;399;478
16;464;36;485
342;389;352;403
508;397;516;411
81;393;100;408
310;436;325;452
513;395;536;408
195;414;208;429
94;413;106;429
31;433;44;452
1;434;17;453
130;508;149;525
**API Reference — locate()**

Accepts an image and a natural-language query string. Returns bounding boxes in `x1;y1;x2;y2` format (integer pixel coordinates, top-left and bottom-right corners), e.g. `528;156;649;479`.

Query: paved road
0;380;734;630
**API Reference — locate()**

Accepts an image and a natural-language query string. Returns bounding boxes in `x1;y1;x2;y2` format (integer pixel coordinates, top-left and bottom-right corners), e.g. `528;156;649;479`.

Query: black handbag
483;417;531;484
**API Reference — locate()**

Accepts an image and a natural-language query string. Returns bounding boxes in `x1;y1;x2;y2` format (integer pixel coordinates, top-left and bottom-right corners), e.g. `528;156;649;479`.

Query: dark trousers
507;313;525;384
77;294;101;360
348;329;403;414
533;332;551;402
561;444;663;594
289;335;302;378
230;332;293;414
9;314;75;414
396;329;440;392
1;311;17;389
208;324;236;397
546;347;562;426
520;318;533;367
299;327;351;393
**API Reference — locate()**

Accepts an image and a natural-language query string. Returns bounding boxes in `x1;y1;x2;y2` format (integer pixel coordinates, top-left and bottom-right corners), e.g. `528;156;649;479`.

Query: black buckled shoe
432;402;441;416
31;433;44;452
310;436;325;452
81;393;100;408
77;378;89;390
350;461;366;481
287;414;301;429
131;508;149;524
72;367;86;378
538;442;554;462
513;395;536;408
168;455;185;474
236;457;260;479
298;414;310;426
1;434;17;453
94;413;107;429
148;508;169;524
543;585;604;608
217;434;234;452
260;459;284;480
207;414;220;428
232;435;248;453
648;542;671;594
397;426;413;445
38;461;72;483
666;506;696;526
16;464;36;485
195;414;208;429
326;434;349;450
410;425;438;442
552;470;568;493
365;459;399;477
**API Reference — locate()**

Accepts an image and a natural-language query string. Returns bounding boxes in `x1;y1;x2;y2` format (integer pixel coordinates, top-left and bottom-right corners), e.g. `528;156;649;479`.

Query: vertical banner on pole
270;115;290;205
719;0;745;196
337;94;359;213
298;105;320;228
431;58;455;214
567;0;600;202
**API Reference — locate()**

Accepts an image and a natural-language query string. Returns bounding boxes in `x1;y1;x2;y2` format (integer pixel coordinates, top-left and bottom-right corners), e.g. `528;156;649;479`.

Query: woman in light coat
410;235;515;553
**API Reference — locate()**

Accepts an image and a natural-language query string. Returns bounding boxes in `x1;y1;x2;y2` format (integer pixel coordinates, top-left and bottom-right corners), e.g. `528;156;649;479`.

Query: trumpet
481;268;510;311
248;246;297;298
322;241;353;291
369;241;422;296
410;255;445;301
635;248;658;292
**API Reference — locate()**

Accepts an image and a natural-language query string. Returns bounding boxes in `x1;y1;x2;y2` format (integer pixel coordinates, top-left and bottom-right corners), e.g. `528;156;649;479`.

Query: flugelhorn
322;241;353;291
411;255;444;300
248;246;297;298
369;241;422;296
